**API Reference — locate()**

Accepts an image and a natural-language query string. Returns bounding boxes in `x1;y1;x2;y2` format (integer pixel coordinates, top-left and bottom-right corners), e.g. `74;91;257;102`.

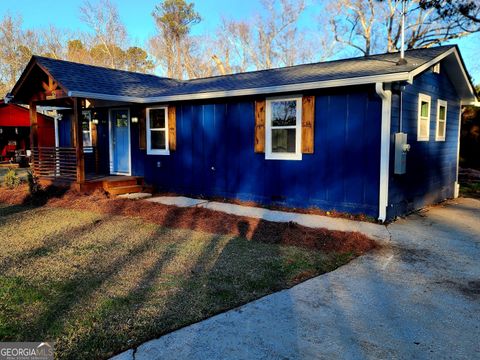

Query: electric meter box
394;132;410;175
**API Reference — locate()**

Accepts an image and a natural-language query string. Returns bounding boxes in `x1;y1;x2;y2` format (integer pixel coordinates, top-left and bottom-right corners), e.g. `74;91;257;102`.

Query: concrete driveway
114;198;480;360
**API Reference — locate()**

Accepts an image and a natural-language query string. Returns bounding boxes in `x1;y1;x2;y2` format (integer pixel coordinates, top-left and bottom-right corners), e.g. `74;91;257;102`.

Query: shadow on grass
0;190;371;359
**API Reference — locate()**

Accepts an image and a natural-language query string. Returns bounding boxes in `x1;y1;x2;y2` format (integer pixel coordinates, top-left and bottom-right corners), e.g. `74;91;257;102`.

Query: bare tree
79;0;127;69
328;0;480;56
150;0;201;79
212;0;324;74
0;14;39;97
41;25;69;59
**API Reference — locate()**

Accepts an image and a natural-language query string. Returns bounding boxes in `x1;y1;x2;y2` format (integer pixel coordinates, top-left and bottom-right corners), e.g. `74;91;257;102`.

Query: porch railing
32;147;77;181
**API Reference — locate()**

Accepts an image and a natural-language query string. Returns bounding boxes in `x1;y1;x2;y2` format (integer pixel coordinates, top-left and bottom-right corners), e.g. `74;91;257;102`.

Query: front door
109;109;130;175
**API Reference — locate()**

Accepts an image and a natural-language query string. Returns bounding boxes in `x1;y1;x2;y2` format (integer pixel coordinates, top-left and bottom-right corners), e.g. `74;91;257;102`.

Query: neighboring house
0;100;54;163
9;45;478;220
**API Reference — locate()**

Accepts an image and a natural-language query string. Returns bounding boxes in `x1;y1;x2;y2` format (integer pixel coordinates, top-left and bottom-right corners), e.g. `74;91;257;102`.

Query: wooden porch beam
29;101;38;151
72;97;85;184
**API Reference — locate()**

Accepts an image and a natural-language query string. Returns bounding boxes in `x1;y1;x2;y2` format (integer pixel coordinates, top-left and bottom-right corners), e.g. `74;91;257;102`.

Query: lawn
0;187;375;359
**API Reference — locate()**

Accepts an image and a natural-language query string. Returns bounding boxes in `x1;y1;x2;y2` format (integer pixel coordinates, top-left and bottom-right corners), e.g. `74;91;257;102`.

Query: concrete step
108;185;143;196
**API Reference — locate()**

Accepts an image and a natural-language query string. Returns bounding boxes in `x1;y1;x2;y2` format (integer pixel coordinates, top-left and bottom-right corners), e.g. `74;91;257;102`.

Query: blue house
9;45;478;221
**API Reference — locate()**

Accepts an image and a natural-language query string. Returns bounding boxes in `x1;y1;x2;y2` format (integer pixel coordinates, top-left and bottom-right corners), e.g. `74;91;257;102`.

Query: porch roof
11;45;477;104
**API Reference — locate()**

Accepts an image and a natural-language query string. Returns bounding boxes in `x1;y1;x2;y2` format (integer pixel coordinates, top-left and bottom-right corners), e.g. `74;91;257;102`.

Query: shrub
3;167;21;189
27;170;41;195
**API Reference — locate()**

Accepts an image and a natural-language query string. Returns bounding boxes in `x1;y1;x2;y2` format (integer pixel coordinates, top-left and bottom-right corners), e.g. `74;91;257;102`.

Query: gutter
375;82;392;222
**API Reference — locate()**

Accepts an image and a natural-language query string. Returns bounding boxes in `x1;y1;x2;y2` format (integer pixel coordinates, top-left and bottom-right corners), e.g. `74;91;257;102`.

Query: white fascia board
68;72;410;104
407;47;456;82
408;47;477;101
67;91;143;103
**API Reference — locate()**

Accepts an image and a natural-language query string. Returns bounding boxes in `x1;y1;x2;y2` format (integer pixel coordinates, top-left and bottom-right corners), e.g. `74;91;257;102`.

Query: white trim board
417;93;432;142
265;95;303;161
435;99;447;142
146;106;170;156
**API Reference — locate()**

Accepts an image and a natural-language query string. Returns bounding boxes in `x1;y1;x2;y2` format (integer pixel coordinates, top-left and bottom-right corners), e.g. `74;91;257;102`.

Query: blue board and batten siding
387;64;461;219
130;86;382;217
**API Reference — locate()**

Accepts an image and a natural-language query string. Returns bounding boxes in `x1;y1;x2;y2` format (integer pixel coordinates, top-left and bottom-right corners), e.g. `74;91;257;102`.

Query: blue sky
1;0;479;83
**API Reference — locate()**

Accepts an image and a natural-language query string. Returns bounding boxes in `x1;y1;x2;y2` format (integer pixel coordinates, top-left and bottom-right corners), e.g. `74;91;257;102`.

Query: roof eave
408;46;477;102
69;72;411;104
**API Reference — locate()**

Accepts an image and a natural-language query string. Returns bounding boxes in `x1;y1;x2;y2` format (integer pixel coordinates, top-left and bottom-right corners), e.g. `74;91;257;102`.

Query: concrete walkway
113;198;480;360
146;196;390;241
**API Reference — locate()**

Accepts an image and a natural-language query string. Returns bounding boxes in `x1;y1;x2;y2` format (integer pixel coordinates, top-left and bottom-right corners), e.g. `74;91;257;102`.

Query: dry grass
0;187;377;359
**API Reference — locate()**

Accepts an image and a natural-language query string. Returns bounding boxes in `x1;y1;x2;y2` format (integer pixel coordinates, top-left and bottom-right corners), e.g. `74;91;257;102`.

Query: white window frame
417;93;431;141
82;110;93;153
146;106;169;155
435;99;447;142
265;95;302;160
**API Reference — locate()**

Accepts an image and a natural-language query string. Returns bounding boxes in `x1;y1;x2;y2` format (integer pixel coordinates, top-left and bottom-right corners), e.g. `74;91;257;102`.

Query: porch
7;56;149;195
32;150;146;195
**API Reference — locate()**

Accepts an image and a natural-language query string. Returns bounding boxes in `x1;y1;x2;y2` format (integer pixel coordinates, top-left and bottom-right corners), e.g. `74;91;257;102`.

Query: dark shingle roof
34;57;182;98
33;46;455;100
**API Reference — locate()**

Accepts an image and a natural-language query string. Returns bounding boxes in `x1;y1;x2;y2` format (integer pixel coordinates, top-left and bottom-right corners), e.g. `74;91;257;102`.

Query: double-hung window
417;93;431;141
436;100;447;141
265;96;302;160
81;110;93;153
146;107;169;155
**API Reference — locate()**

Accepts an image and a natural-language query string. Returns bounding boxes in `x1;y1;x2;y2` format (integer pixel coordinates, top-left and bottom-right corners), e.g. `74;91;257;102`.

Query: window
265;96;302;160
417;94;431;141
436;100;447;141
81;110;93;153
146;107;169;155
432;63;440;74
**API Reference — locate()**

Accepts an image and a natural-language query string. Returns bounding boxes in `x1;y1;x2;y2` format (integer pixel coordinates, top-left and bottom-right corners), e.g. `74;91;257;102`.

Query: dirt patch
0;185;377;255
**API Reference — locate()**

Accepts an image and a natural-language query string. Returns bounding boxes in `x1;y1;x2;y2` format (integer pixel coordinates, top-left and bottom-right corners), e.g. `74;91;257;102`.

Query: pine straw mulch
0;185;378;255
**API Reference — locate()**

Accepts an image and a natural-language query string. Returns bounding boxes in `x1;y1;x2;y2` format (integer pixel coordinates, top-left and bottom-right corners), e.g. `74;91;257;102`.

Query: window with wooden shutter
258;95;315;159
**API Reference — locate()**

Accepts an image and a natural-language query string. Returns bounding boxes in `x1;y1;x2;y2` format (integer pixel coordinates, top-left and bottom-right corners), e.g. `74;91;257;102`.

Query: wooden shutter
301;95;315;154
168;106;176;151
254;100;266;153
138;108;146;150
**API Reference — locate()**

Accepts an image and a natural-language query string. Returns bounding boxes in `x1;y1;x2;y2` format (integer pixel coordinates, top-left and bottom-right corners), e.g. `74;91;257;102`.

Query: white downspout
375;83;392;222
454;103;463;198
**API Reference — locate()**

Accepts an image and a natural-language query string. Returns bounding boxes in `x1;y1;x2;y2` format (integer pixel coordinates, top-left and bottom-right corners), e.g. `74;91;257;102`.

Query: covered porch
9;56;147;194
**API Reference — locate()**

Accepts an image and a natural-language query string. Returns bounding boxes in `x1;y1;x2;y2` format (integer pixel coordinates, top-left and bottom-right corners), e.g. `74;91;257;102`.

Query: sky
1;0;479;83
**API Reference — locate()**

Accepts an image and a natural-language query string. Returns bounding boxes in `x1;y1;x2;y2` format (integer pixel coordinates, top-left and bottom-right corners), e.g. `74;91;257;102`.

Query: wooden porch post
72;98;85;184
29;101;38;151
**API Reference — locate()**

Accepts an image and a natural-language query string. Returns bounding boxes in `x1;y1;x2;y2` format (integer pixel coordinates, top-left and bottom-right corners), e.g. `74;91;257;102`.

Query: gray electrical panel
394;132;410;175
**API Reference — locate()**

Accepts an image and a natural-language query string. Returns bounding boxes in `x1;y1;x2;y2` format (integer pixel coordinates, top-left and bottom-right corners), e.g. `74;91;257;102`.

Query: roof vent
397;0;407;66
